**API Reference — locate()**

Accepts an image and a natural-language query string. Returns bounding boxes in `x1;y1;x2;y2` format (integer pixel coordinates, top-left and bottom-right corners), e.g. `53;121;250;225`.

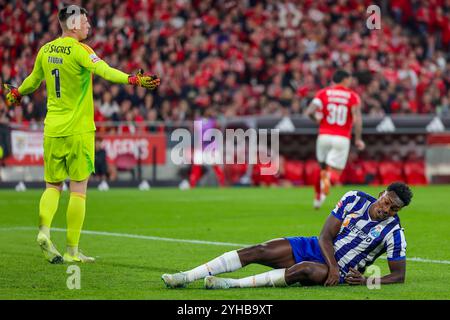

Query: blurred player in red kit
304;70;365;209
188;108;225;188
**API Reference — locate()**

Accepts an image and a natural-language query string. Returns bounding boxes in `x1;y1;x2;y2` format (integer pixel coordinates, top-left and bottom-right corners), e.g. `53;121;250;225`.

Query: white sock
185;250;242;282
67;246;78;256
39;226;50;238
229;269;287;288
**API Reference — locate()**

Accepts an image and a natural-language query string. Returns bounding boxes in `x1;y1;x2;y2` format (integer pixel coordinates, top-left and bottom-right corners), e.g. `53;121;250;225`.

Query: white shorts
316;134;350;170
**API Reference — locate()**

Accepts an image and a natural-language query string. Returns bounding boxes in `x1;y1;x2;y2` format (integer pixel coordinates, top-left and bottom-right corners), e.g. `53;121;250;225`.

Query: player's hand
355;139;365;151
345;267;367;285
3;84;22;107
314;111;323;124
324;266;340;286
128;69;160;90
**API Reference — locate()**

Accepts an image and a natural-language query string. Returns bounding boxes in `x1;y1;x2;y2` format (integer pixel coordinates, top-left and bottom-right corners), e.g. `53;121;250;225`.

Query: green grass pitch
0;185;449;300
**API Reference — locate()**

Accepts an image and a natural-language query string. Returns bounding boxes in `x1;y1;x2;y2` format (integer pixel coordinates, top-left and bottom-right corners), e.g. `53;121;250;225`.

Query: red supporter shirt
312;85;360;139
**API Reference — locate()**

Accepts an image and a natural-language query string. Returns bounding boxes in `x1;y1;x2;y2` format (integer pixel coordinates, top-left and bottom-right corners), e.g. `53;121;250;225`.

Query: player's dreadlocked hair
387;182;413;207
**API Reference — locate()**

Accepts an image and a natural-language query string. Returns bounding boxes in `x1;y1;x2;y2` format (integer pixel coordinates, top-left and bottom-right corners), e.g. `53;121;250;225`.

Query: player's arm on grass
75;44;160;89
3;48;45;107
383;259;406;284
351;98;365;150
318;214;342;286
380;228;406;284
345;260;406;285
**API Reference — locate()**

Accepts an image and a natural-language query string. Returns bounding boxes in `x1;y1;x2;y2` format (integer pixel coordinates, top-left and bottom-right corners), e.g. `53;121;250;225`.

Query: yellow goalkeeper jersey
18;36;129;137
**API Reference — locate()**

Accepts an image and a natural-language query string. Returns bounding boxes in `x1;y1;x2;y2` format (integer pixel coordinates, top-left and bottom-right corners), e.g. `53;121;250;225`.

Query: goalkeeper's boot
63;251;95;263
36;232;64;264
204;276;232;289
161;272;188;288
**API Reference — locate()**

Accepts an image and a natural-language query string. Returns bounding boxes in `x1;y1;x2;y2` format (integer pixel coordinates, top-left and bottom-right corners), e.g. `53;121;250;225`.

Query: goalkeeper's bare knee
70;179;89;194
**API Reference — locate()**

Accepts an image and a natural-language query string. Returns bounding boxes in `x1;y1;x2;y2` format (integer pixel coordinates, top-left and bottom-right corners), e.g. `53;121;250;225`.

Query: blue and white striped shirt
331;191;407;277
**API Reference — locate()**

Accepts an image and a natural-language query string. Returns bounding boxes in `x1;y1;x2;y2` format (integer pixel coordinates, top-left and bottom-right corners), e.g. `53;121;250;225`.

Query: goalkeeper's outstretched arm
90;60;130;84
76;43;160;89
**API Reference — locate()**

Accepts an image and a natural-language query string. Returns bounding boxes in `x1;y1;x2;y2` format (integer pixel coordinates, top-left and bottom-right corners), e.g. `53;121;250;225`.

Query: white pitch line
2;226;450;265
0;226;248;247
402;257;450;265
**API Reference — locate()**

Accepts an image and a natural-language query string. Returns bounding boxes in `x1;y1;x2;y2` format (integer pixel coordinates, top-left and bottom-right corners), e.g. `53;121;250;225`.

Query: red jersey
312;85;361;139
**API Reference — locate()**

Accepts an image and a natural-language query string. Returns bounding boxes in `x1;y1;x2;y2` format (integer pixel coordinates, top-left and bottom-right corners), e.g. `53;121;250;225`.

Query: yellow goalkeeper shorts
43;132;95;183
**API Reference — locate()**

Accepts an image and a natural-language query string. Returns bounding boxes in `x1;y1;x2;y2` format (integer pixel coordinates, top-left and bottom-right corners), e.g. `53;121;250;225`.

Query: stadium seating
224;163;248;185
251;163;279;186
378;161;405;185
282;159;305;185
403;160;428;185
361;160;381;185
304;159;321;186
340;161;366;185
261;157;429;187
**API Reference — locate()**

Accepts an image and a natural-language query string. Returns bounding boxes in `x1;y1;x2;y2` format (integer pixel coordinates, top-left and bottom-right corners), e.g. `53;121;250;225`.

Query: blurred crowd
1;0;450;132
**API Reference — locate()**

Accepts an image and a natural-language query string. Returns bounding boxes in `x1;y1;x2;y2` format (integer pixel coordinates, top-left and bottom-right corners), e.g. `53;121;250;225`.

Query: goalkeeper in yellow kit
3;5;160;264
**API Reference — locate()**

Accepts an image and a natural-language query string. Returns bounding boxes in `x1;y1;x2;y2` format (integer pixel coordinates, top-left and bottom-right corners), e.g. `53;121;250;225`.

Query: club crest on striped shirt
369;225;383;238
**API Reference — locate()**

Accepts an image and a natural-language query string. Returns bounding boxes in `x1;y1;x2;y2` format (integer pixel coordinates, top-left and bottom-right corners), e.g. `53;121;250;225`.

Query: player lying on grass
162;182;412;289
3;5;160;264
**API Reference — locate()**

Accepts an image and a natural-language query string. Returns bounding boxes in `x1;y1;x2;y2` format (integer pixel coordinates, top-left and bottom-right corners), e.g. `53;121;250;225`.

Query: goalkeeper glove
3;84;22;107
128;69;160;90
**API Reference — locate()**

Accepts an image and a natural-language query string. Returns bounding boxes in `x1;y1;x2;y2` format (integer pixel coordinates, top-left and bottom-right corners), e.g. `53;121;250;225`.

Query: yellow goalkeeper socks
66;192;86;249
38;187;61;237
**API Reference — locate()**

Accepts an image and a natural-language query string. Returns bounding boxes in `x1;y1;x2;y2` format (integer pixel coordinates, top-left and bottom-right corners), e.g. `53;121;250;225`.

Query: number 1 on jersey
51;68;61;98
